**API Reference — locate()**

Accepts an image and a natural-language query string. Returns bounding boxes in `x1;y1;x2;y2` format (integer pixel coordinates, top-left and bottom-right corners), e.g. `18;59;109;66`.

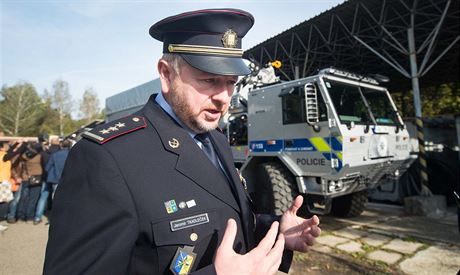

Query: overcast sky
1;0;344;113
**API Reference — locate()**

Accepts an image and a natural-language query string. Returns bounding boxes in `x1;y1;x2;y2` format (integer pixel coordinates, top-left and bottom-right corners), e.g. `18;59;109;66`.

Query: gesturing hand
214;219;285;275
280;195;321;252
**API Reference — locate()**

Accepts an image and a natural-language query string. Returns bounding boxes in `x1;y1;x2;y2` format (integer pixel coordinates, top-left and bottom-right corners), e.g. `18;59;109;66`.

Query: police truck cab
227;67;413;217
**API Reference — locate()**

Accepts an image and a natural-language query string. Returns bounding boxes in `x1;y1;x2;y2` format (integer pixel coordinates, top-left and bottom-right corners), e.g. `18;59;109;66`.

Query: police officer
43;8;321;275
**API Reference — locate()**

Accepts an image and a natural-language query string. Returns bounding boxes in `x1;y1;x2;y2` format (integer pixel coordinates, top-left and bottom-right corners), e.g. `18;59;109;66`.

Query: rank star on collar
115;122;125;128
99;126;119;134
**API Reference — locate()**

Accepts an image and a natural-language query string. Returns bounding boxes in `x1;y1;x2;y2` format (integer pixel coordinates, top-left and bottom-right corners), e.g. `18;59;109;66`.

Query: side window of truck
279;83;328;125
280;86;306;124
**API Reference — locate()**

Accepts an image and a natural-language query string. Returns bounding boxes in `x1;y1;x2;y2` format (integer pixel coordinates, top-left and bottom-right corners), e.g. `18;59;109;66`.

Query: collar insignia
82;115;146;144
168;138;180;149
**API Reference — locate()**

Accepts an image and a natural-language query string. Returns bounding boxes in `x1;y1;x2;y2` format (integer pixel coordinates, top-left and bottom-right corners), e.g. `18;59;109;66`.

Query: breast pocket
151;210;221;274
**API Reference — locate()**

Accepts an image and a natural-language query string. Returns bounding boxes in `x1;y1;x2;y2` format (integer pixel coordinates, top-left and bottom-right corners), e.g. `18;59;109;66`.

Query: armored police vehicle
227;66;414;217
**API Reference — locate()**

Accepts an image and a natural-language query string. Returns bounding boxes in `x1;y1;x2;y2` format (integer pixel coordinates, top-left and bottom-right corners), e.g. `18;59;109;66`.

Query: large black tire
331;191;368;217
254;162;297;215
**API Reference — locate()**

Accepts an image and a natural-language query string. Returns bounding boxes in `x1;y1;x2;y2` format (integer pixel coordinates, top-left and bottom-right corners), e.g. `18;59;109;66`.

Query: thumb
219;219;237;252
288;195;303;215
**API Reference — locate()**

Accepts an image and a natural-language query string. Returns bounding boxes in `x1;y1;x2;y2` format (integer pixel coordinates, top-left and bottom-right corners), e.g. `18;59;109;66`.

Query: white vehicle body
226;67;414;215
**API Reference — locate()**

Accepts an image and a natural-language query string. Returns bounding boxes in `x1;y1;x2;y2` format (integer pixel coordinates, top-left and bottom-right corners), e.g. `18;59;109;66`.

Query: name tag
170;213;209;232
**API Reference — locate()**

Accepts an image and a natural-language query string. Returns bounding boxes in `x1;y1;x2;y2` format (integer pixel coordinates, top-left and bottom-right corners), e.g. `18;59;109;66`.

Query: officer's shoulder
81;115;147;145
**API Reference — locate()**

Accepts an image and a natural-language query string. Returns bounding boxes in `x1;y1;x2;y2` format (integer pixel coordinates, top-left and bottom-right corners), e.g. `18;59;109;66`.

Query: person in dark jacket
15;142;43;222
34;139;71;224
43;8;321;275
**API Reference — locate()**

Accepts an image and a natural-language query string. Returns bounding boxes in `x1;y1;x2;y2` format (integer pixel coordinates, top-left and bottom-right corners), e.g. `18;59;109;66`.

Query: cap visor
181;54;251;76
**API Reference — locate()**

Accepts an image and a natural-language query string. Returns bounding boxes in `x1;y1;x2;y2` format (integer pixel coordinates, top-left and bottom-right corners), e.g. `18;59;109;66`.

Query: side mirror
305;83;320;131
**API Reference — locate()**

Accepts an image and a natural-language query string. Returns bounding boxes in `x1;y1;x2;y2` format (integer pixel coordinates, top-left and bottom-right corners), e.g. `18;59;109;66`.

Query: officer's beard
168;85;225;134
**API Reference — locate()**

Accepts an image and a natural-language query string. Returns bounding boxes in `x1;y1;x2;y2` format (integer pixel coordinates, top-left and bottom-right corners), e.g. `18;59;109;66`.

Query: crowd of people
0;134;71;231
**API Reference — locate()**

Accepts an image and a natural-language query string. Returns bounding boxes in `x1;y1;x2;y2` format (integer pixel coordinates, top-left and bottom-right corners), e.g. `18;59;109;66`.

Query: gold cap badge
222;29;238;48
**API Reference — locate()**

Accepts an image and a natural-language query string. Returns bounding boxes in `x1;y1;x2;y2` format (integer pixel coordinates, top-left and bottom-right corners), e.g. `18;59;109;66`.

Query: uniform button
190;233;198;242
132;117;140;122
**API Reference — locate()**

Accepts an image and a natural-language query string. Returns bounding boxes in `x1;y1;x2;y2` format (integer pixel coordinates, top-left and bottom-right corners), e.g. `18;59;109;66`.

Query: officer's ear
158;59;174;94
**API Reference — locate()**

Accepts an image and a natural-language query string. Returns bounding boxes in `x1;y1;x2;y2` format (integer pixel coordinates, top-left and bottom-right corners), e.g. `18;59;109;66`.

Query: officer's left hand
279;195;321;252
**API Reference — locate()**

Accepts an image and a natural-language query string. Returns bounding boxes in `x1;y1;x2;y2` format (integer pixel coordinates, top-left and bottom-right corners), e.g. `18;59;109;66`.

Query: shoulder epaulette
81;115;147;144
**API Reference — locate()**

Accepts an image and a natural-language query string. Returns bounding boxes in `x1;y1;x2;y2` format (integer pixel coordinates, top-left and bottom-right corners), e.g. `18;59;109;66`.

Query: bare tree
51;79;73;136
79;87;100;123
0;82;43;136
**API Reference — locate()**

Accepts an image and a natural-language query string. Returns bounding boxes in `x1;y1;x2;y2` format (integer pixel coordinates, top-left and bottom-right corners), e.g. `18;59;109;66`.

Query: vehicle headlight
328;181;336;192
337;180;343;189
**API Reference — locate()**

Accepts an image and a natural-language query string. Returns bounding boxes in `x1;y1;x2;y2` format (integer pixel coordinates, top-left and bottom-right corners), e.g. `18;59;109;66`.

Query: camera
24;146;37;158
24;143;42;158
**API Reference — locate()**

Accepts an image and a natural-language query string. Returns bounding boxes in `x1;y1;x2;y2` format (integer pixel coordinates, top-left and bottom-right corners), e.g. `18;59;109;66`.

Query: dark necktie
195;133;239;203
195;133;220;170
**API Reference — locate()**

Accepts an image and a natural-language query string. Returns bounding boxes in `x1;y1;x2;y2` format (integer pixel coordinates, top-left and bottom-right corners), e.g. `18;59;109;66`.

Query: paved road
0;220;48;275
316;203;460;275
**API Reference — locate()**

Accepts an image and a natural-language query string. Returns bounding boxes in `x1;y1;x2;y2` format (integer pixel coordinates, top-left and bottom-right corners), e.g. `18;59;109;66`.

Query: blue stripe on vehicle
249;138;343;171
331;152;343;171
249;140;284;152
324;136;343;151
285;138;316;152
249;136;342;153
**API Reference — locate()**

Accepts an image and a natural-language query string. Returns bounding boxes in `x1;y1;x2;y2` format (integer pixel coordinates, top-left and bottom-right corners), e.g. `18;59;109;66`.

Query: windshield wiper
357;87;377;132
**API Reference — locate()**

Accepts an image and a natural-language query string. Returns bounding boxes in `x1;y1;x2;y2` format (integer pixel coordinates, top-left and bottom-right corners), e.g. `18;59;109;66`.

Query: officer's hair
161;54;185;75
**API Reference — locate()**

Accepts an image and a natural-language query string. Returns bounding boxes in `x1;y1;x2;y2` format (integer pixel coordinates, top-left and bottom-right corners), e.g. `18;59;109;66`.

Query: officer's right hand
214;219;285;275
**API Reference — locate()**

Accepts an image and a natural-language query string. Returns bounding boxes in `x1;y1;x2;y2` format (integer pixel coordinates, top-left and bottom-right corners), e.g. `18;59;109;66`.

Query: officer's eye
201;79;216;84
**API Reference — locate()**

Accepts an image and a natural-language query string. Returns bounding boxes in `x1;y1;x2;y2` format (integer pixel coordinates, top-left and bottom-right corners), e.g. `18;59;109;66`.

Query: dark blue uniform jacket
43;95;292;274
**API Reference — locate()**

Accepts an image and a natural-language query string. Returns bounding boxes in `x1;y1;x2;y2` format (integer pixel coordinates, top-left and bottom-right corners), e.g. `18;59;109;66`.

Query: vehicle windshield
325;80;398;126
360;87;399;125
